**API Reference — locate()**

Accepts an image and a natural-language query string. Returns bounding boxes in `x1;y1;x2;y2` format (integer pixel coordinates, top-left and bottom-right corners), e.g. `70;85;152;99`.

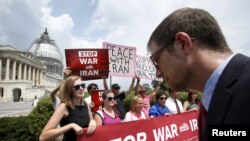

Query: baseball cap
111;83;120;89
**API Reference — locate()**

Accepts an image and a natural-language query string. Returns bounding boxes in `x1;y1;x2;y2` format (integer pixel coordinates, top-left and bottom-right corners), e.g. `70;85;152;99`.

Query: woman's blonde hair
61;75;81;109
130;95;143;113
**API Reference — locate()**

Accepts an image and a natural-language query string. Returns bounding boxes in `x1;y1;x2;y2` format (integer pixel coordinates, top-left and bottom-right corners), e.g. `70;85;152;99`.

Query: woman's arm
183;101;189;112
39;104;82;141
94;113;103;126
86;102;97;135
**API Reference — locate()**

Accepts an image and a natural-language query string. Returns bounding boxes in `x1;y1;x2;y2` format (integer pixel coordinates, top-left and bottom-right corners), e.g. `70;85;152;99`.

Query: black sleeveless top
60;104;90;141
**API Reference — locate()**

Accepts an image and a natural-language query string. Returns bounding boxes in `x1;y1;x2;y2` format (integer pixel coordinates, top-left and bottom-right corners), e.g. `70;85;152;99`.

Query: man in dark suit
147;7;250;141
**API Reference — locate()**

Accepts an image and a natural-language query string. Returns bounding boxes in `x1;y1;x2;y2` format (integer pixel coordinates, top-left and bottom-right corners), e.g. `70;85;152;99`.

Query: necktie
199;102;207;140
174;99;181;113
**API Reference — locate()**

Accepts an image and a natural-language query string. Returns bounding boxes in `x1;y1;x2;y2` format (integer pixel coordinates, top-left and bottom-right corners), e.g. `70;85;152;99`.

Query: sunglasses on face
159;97;167;100
107;97;115;101
73;83;85;90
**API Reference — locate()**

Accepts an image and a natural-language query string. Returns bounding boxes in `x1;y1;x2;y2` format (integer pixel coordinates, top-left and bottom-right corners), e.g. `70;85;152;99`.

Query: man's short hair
111;83;120;89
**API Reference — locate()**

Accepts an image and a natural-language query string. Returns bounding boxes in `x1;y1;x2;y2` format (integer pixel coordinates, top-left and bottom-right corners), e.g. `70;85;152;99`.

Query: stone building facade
28;28;64;90
0;29;63;102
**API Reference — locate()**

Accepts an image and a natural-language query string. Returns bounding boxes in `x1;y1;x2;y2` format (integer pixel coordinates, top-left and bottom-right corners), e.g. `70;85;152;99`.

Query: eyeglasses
150;46;166;69
107;97;115;101
73;83;85;90
150;37;195;69
159;97;167;100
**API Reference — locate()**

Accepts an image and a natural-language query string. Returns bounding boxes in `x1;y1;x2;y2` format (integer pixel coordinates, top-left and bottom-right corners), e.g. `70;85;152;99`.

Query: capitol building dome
28;28;63;76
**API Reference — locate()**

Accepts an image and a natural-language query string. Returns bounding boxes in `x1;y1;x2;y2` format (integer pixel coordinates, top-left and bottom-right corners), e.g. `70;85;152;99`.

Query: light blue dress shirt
202;53;236;111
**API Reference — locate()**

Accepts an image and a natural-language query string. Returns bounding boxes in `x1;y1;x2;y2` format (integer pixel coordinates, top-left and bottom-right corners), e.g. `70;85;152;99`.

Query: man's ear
175;32;193;55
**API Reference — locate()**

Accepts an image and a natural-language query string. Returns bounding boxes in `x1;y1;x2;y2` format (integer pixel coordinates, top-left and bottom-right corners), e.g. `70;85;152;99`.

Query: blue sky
1;0;250;90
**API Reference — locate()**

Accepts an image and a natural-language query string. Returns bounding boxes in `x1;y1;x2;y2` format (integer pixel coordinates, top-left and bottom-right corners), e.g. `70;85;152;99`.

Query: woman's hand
71;123;83;135
86;120;97;135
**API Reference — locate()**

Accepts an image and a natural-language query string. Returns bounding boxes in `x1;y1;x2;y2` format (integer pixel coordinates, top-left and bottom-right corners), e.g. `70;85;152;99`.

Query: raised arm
103;78;109;91
134;77;141;95
125;77;136;96
149;81;161;97
50;86;60;102
63;67;72;80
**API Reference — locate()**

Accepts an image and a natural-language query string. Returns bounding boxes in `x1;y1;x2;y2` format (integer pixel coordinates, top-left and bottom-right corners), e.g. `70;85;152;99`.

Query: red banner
78;111;199;141
65;49;109;80
91;90;104;113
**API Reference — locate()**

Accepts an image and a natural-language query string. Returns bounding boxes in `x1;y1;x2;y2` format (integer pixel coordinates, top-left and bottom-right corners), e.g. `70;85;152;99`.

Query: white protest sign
136;55;162;81
103;42;136;77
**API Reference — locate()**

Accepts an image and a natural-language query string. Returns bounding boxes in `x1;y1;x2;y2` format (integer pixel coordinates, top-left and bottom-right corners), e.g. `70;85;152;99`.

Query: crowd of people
39;66;200;141
39;7;250;141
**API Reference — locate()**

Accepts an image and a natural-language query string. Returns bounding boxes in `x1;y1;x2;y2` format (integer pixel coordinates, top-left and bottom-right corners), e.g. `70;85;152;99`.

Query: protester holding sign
50;67;71;110
124;95;147;122
85;83;99;106
103;77;135;119
94;91;122;125
39;75;96;141
135;77;160;118
91;90;105;113
65;49;109;80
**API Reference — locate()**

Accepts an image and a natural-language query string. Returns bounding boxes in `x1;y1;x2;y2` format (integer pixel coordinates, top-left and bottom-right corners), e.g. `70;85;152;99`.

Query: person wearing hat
103;78;136;119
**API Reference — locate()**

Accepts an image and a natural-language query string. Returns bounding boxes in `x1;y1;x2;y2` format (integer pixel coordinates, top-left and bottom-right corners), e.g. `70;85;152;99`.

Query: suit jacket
202;54;250;141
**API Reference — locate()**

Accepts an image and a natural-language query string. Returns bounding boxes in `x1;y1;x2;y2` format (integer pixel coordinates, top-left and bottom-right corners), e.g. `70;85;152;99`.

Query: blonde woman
39;75;96;141
124;96;147;122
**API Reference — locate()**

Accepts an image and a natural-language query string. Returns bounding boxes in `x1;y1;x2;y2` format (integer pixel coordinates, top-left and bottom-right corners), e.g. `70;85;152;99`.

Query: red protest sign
65;49;109;80
91;90;104;113
78;111;199;141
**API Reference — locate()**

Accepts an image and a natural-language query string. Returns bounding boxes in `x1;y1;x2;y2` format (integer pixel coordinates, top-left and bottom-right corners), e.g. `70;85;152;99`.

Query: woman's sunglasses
107;97;115;101
159;97;167;100
73;83;85;90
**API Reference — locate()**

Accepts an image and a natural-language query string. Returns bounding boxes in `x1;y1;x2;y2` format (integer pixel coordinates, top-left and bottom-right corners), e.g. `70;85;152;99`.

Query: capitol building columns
5;58;10;81
0;58;2;80
12;60;16;80
28;65;31;81
0;50;45;102
23;64;27;80
18;62;22;80
0;29;63;102
0;58;45;83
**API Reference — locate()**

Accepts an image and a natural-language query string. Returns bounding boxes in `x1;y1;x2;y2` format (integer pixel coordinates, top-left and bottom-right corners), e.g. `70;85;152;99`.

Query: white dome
27;28;64;76
28;28;63;62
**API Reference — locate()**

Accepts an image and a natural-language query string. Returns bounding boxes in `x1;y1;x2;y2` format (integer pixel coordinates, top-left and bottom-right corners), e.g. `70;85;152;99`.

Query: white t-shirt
165;97;183;114
124;111;147;122
53;96;61;110
84;96;91;105
33;99;39;107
